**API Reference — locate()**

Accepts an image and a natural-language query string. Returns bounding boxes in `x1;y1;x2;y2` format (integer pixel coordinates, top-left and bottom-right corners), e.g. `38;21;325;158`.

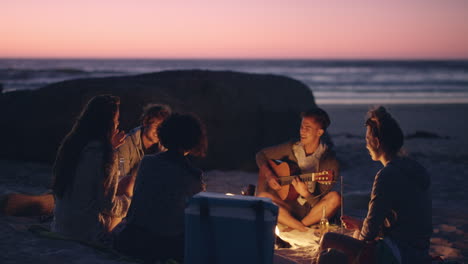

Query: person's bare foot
283;226;309;232
278;224;307;232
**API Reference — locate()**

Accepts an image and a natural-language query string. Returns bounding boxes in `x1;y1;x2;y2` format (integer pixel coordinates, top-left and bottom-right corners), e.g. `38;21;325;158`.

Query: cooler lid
186;192;278;216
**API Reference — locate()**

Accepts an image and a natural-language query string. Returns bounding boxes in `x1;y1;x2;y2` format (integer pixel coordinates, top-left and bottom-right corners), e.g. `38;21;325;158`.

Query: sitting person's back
114;113;207;262
126;151;203;237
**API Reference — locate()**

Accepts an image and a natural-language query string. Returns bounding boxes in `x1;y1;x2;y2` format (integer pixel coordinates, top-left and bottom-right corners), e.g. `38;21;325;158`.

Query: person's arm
341;215;363;238
256;157;280;192
111;130;126;150
100;156;131;219
359;169;395;241
256;141;294;169
256;142;293;192
116;173;136;197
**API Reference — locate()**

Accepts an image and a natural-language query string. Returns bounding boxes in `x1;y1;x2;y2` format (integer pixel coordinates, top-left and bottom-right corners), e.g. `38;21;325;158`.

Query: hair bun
368;106;391;126
366;106;404;156
374;106;388;118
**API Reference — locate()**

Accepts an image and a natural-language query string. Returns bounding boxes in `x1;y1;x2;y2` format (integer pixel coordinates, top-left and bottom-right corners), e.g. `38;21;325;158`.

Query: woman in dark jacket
318;106;432;264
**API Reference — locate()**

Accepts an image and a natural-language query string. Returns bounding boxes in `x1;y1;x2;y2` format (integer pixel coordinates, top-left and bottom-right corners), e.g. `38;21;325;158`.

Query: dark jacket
360;157;432;260
114;151;203;262
124;151;203;237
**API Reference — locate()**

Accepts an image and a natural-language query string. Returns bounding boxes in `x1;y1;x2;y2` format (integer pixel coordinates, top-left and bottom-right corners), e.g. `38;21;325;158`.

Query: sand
1;103;467;263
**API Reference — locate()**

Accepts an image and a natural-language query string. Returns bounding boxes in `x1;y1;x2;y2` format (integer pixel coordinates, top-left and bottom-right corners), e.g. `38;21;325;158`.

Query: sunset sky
1;0;468;59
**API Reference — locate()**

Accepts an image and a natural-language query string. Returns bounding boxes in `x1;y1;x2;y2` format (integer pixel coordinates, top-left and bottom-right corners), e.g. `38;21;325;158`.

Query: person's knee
326;191;341;208
317;248;347;264
321;232;338;244
320;232;342;251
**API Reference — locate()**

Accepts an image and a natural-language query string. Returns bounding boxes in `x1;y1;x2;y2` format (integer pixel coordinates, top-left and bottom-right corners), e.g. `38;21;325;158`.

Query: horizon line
1;56;468;61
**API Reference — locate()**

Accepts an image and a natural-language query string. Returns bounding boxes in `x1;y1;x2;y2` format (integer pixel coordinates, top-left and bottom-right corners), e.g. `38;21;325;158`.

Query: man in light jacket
256;108;341;232
117;104;171;180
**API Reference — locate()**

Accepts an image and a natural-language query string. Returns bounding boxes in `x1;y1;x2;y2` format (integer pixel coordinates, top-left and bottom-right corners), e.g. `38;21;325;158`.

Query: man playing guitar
256;107;341;232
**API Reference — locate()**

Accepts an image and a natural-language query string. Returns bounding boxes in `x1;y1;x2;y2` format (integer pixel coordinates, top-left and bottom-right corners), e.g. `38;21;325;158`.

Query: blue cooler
184;192;278;264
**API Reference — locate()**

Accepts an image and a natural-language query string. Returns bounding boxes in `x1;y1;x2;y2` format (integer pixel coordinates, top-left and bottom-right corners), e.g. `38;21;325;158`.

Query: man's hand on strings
291;177;310;198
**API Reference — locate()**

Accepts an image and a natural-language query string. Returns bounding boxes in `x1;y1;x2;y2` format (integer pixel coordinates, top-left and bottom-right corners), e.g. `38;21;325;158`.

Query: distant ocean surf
1;59;467;104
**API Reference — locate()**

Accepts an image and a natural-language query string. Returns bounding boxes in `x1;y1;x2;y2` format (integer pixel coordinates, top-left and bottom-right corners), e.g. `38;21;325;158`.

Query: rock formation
0;70;316;170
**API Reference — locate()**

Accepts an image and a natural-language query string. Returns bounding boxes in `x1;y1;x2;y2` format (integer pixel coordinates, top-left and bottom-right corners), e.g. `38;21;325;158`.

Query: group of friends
51;95;206;262
50;94;432;264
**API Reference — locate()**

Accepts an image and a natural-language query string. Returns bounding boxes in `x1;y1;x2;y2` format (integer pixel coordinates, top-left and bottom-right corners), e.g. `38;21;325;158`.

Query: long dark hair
52;95;120;198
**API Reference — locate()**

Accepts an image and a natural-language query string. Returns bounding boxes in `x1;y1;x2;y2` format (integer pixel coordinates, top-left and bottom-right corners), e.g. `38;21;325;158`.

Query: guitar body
267;160;300;201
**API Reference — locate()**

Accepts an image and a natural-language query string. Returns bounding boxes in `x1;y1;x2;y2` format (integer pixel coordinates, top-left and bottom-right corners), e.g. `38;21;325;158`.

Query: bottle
319;205;329;236
119;157;125;180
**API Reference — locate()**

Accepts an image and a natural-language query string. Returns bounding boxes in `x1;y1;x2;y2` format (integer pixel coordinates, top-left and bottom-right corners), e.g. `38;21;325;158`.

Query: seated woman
51;95;134;242
317;107;432;264
114;113;207;263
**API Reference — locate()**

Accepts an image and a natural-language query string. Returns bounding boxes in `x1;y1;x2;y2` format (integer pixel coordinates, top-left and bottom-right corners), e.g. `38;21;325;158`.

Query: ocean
1;58;467;104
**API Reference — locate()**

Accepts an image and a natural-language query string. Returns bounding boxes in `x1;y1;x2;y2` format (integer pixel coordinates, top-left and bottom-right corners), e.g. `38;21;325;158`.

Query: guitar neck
278;173;318;186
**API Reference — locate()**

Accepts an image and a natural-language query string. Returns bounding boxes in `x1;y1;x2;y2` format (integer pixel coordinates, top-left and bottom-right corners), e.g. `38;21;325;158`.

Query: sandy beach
1;103;467;263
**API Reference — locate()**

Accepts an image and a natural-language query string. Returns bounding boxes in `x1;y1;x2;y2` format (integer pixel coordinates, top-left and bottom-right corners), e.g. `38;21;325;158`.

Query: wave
288;60;468;69
305;81;468;87
315;92;468;105
0;68;127;80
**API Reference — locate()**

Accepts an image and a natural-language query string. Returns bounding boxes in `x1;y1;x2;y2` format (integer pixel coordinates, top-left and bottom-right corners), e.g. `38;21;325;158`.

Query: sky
1;0;468;59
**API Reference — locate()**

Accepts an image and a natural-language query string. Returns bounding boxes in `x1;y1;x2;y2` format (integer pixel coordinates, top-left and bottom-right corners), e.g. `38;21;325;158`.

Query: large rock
0;70;316;170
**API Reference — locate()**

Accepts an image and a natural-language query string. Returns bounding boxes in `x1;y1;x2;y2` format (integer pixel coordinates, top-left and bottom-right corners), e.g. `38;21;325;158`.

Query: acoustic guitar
267;159;334;201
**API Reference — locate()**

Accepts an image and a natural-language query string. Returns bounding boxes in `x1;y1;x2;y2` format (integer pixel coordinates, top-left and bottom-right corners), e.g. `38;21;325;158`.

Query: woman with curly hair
114;113;207;263
317;106;432;264
51;95;133;242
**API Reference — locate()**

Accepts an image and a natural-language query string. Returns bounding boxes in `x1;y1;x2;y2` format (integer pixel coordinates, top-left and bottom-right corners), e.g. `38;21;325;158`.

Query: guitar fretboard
277;172;331;186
